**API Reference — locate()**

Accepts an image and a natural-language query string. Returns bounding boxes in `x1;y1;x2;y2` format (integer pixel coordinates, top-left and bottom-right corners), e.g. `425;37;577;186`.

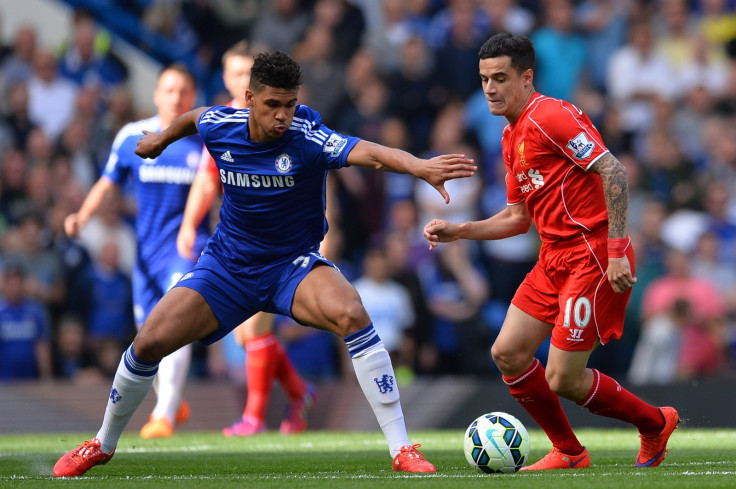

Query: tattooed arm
589;152;637;293
589;152;628;239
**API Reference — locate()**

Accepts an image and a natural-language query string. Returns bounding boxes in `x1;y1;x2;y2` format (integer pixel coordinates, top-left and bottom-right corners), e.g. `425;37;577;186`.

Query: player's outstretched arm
135;107;209;159
346;140;476;203
423;203;532;250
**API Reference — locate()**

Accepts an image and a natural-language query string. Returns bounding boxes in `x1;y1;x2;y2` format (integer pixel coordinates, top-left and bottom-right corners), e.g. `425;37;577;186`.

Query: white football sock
96;347;158;454
150;344;192;422
351;344;411;458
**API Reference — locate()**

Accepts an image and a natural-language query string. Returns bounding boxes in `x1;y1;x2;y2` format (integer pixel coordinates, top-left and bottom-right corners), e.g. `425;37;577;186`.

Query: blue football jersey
0;299;50;379
197;105;360;266
103;116;209;270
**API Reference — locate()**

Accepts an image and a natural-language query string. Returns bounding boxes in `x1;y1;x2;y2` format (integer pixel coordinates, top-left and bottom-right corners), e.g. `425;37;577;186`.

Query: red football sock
503;358;584;455
577;369;664;436
274;340;306;401
243;333;280;421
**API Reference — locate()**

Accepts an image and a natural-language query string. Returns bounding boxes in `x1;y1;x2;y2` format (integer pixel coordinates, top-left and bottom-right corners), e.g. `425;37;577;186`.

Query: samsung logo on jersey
139;166;196;184
219;170;295;188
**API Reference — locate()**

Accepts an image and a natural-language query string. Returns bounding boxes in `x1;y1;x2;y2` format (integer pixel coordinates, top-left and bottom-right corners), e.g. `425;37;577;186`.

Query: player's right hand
423;219;460;250
135;130;165;159
176;225;196;260
64;213;81;238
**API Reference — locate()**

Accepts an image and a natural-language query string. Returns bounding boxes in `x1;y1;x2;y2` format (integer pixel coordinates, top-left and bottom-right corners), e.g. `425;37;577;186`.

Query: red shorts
511;229;634;351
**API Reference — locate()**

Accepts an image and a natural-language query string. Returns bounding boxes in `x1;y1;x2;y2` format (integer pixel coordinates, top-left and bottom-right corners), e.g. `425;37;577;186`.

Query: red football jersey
503;93;610;243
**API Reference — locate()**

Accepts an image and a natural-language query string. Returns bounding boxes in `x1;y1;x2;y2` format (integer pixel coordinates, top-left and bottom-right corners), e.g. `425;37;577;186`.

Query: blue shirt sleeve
102;124;138;185
298;105;360;170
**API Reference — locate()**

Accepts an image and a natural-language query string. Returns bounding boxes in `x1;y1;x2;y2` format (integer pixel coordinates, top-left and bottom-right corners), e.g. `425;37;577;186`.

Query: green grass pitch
1;428;734;488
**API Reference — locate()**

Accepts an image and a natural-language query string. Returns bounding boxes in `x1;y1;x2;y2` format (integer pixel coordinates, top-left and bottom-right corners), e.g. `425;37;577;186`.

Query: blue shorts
133;254;198;327
174;250;337;345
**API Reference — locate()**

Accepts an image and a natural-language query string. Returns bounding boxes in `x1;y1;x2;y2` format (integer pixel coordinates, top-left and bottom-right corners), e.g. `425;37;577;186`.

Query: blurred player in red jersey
423;33;679;471
177;42;316;437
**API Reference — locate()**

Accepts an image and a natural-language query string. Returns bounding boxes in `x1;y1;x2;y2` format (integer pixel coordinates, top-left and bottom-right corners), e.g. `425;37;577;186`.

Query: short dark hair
250;51;302;92
222;40;254;65
159;62;197;89
478;33;535;74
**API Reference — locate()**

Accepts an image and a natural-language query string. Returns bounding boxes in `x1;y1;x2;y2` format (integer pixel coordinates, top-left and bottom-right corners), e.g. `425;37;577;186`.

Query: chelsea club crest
275;153;292;173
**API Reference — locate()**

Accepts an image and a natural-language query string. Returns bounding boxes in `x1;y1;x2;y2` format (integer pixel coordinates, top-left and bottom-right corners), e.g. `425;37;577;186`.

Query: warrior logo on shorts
109;387;122;404
374;374;395;394
275;153;292;173
567;132;595;160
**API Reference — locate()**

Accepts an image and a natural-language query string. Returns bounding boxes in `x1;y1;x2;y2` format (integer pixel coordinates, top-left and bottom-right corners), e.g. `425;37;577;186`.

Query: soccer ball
463;412;530;473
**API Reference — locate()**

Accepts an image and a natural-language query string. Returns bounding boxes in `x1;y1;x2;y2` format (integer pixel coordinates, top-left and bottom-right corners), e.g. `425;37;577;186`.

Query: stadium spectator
627;298;688;386
353;245;415;370
311;0;366;64
83;239;134;347
430;0;490;100
3;208;65;310
293;23;345;127
423;33;679;471
0;261;52;380
52;313;101;381
640;247;725;323
250;0;311;54
530;0;588;102
57;15;128;93
575;0;629;93
77;190;135;277
606;18;676;152
387;35;444;155
0;81;37;152
0;24;37;88
481;0;535;36
418;239;490;375
364;0;412;75
27;50;78;142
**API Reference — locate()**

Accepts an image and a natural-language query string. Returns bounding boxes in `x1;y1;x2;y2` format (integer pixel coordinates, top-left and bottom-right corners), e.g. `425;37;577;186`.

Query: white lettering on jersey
139;166;196;184
219;170;295;188
516;169;544;193
529;169;544;188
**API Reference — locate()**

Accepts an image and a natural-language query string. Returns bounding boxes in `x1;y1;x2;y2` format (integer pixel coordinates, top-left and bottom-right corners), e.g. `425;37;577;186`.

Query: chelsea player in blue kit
54;51;476;476
61;64;207;440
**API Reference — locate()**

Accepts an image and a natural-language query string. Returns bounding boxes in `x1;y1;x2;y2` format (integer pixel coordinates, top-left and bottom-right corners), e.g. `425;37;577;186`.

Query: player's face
223;55;254;108
479;56;533;122
154;70;196;128
246;86;298;143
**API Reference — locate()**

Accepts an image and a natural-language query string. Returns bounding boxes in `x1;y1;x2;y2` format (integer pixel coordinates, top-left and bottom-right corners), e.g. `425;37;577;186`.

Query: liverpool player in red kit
424;33;678;470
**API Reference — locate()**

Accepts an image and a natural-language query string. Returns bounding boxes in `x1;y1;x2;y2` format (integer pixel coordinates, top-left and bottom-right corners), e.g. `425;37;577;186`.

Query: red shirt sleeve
531;99;609;170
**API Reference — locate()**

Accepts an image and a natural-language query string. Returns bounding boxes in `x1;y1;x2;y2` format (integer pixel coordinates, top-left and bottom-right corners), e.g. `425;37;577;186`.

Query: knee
335;300;371;337
133;329;167;363
491;342;532;377
545;368;580;400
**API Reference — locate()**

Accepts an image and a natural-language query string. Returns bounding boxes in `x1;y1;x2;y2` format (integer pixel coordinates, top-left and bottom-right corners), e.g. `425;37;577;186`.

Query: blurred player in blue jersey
54;51;476;477
62;64;207;440
178;41;316;437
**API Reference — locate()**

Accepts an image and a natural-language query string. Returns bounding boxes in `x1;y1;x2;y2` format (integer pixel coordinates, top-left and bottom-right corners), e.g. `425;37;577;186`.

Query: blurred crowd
2;0;736;386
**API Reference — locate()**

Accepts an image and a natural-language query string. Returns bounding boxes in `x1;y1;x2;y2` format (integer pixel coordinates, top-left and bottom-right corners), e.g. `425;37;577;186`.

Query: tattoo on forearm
590;153;628;238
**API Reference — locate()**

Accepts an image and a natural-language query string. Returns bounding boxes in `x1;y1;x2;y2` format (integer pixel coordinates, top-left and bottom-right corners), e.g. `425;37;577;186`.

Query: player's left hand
607;256;637;293
421;154;476;204
135;130;166;159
